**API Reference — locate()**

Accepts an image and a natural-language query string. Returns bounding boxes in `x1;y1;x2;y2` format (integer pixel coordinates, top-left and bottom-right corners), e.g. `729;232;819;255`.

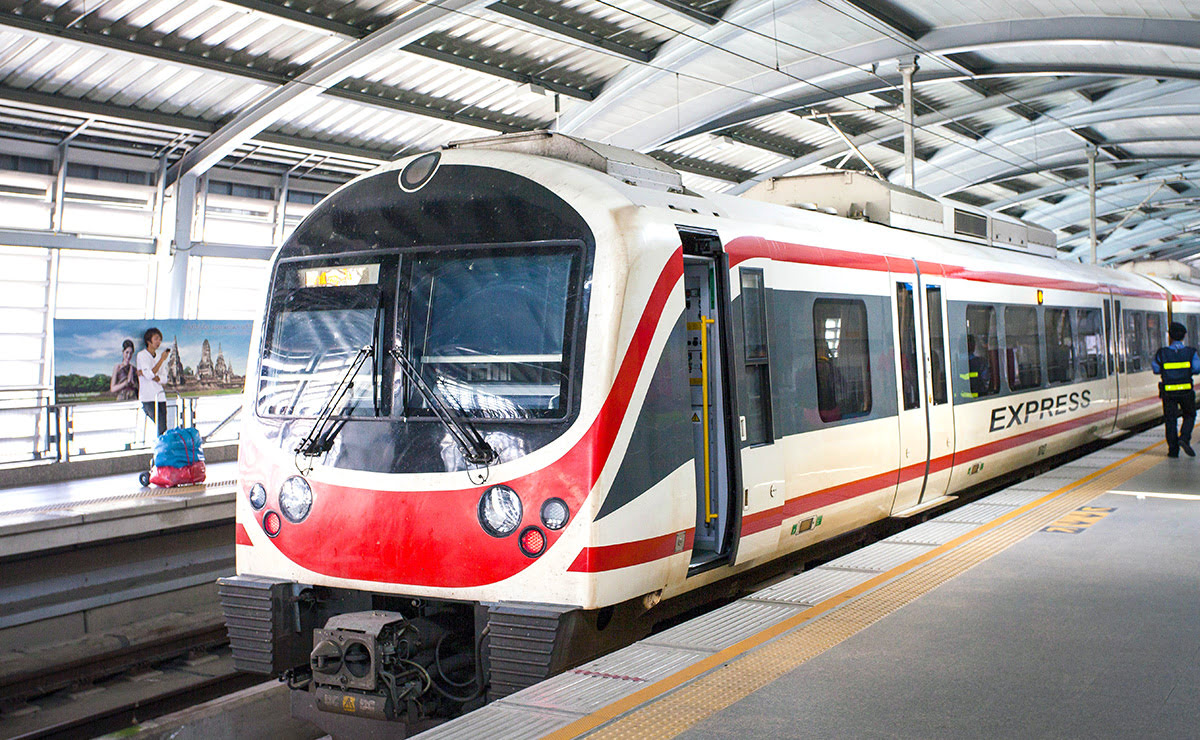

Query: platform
417;428;1199;739
0;461;237;558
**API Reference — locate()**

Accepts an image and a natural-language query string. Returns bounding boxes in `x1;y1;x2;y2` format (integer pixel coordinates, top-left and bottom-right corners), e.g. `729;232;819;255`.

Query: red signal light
263;510;282;537
519;526;546;557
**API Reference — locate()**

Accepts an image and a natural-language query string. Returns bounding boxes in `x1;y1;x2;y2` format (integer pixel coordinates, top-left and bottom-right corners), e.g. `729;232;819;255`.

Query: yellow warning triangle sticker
691;413;700;422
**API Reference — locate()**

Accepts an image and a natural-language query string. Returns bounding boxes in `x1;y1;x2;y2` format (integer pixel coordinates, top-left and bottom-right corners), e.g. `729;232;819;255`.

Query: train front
219;145;612;730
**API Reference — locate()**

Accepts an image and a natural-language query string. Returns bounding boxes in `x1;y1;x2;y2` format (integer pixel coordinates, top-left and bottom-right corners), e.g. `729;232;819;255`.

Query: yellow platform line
542;440;1165;740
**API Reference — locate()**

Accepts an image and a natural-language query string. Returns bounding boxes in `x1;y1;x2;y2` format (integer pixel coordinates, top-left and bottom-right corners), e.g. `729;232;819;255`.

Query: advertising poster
54;319;253;404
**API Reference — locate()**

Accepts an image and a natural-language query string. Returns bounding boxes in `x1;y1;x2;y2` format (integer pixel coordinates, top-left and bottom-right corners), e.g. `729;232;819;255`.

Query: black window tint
1124;310;1145;372
897;283;920;410
964;305;1000;398
1045;308;1074;384
741;270;768;361
1076;308;1104;379
814;299;872;422
926;286;947;405
740;269;771;445
1006;306;1042;390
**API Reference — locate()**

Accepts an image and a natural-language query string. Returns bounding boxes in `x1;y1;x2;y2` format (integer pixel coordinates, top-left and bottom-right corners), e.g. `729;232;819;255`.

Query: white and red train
219;132;1196;733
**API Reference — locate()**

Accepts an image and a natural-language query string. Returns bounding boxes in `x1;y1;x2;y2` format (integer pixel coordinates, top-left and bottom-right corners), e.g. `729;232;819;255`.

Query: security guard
1151;321;1200;458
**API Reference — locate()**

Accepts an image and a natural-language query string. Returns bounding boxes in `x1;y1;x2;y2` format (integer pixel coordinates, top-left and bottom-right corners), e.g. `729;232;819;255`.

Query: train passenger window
1076;308;1104;379
1124;310;1145;372
813;299;872;422
740;269;772;445
963;305;1000;398
926;287;948;405
1005;306;1042;390
1146;313;1164;358
1189;315;1200;347
896;283;920;411
1044;308;1074;384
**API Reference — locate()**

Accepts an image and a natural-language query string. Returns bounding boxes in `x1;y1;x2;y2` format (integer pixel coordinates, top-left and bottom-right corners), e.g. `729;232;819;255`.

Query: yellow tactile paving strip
543;440;1166;740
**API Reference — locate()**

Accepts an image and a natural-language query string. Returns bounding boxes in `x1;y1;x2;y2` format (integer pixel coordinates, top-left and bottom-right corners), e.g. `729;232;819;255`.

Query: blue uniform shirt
1151;340;1200;375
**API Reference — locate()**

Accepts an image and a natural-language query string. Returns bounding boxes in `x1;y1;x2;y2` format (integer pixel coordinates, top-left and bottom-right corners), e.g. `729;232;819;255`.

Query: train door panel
1114;299;1132;412
890;272;928;514
683;255;735;569
921;282;954;501
731;267;785;568
1102;296;1119;433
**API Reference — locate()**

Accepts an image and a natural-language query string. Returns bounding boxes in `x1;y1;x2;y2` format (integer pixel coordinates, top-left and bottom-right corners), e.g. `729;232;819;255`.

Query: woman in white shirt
136;327;170;437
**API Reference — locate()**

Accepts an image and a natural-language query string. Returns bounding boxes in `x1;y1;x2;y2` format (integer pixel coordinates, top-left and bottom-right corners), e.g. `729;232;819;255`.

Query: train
218;131;1198;735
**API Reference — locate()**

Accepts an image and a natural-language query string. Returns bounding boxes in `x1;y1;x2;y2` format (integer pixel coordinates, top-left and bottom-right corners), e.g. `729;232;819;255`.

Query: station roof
0;0;1197;264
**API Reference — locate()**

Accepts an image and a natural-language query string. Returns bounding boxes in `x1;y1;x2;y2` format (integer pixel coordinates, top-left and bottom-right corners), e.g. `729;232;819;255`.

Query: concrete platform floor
681;442;1200;739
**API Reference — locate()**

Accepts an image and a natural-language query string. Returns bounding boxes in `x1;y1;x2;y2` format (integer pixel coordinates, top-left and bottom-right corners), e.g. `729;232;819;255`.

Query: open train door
888;258;955;516
679;228;739;572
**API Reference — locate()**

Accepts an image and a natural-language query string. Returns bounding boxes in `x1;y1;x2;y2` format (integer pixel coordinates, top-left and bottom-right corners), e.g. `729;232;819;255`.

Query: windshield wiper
389;348;497;467
295;345;373;458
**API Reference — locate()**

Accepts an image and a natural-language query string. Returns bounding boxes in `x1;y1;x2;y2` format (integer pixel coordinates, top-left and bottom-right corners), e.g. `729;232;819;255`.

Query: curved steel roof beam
989;160;1195;210
913;88;1200;190
1069;209;1200;260
166;0;493;185
916;117;1200;197
1021;167;1200;226
583;15;1200;153
725;76;1154;195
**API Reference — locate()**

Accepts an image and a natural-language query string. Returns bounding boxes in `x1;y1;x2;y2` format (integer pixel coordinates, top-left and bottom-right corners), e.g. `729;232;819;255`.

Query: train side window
1189;315;1200;347
896;282;920;410
1005;306;1042;390
1124;310;1145;372
1147;313;1165;357
740;269;772;445
926;286;948;405
1076;308;1104;379
963;304;1000;398
813;299;872;422
1044;308;1074;384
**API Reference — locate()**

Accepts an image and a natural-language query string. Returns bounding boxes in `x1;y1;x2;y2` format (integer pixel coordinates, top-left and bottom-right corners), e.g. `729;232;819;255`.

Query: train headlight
279;476;313;523
248;483;267;510
479;485;522;537
540;498;569;530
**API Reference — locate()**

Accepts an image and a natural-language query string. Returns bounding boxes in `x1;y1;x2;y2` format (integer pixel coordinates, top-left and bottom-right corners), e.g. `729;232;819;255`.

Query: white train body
224;133;1196;715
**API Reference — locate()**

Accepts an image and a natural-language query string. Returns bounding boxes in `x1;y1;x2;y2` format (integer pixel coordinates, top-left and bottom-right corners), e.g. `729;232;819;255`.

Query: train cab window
1044;308;1074;385
896;283;920;410
926;287;948;405
258;258;395;418
1076;308;1104;379
964;305;1000;398
739;269;772;445
1124;310;1146;372
1005;306;1042;390
400;245;581;419
813;299;872;422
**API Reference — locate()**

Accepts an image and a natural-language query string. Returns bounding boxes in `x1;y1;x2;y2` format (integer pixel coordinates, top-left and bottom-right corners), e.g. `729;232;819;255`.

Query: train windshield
257;244;583;424
399;245;580;420
257;261;390;418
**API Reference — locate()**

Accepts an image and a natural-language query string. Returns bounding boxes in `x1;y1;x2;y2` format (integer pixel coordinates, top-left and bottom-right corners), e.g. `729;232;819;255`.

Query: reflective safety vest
1156;344;1198;393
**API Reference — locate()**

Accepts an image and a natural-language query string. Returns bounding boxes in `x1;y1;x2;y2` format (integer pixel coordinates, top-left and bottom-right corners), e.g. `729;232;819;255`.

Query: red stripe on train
725;235;1166;298
567;529;694;573
235;523;253;547
573;396;1157;572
